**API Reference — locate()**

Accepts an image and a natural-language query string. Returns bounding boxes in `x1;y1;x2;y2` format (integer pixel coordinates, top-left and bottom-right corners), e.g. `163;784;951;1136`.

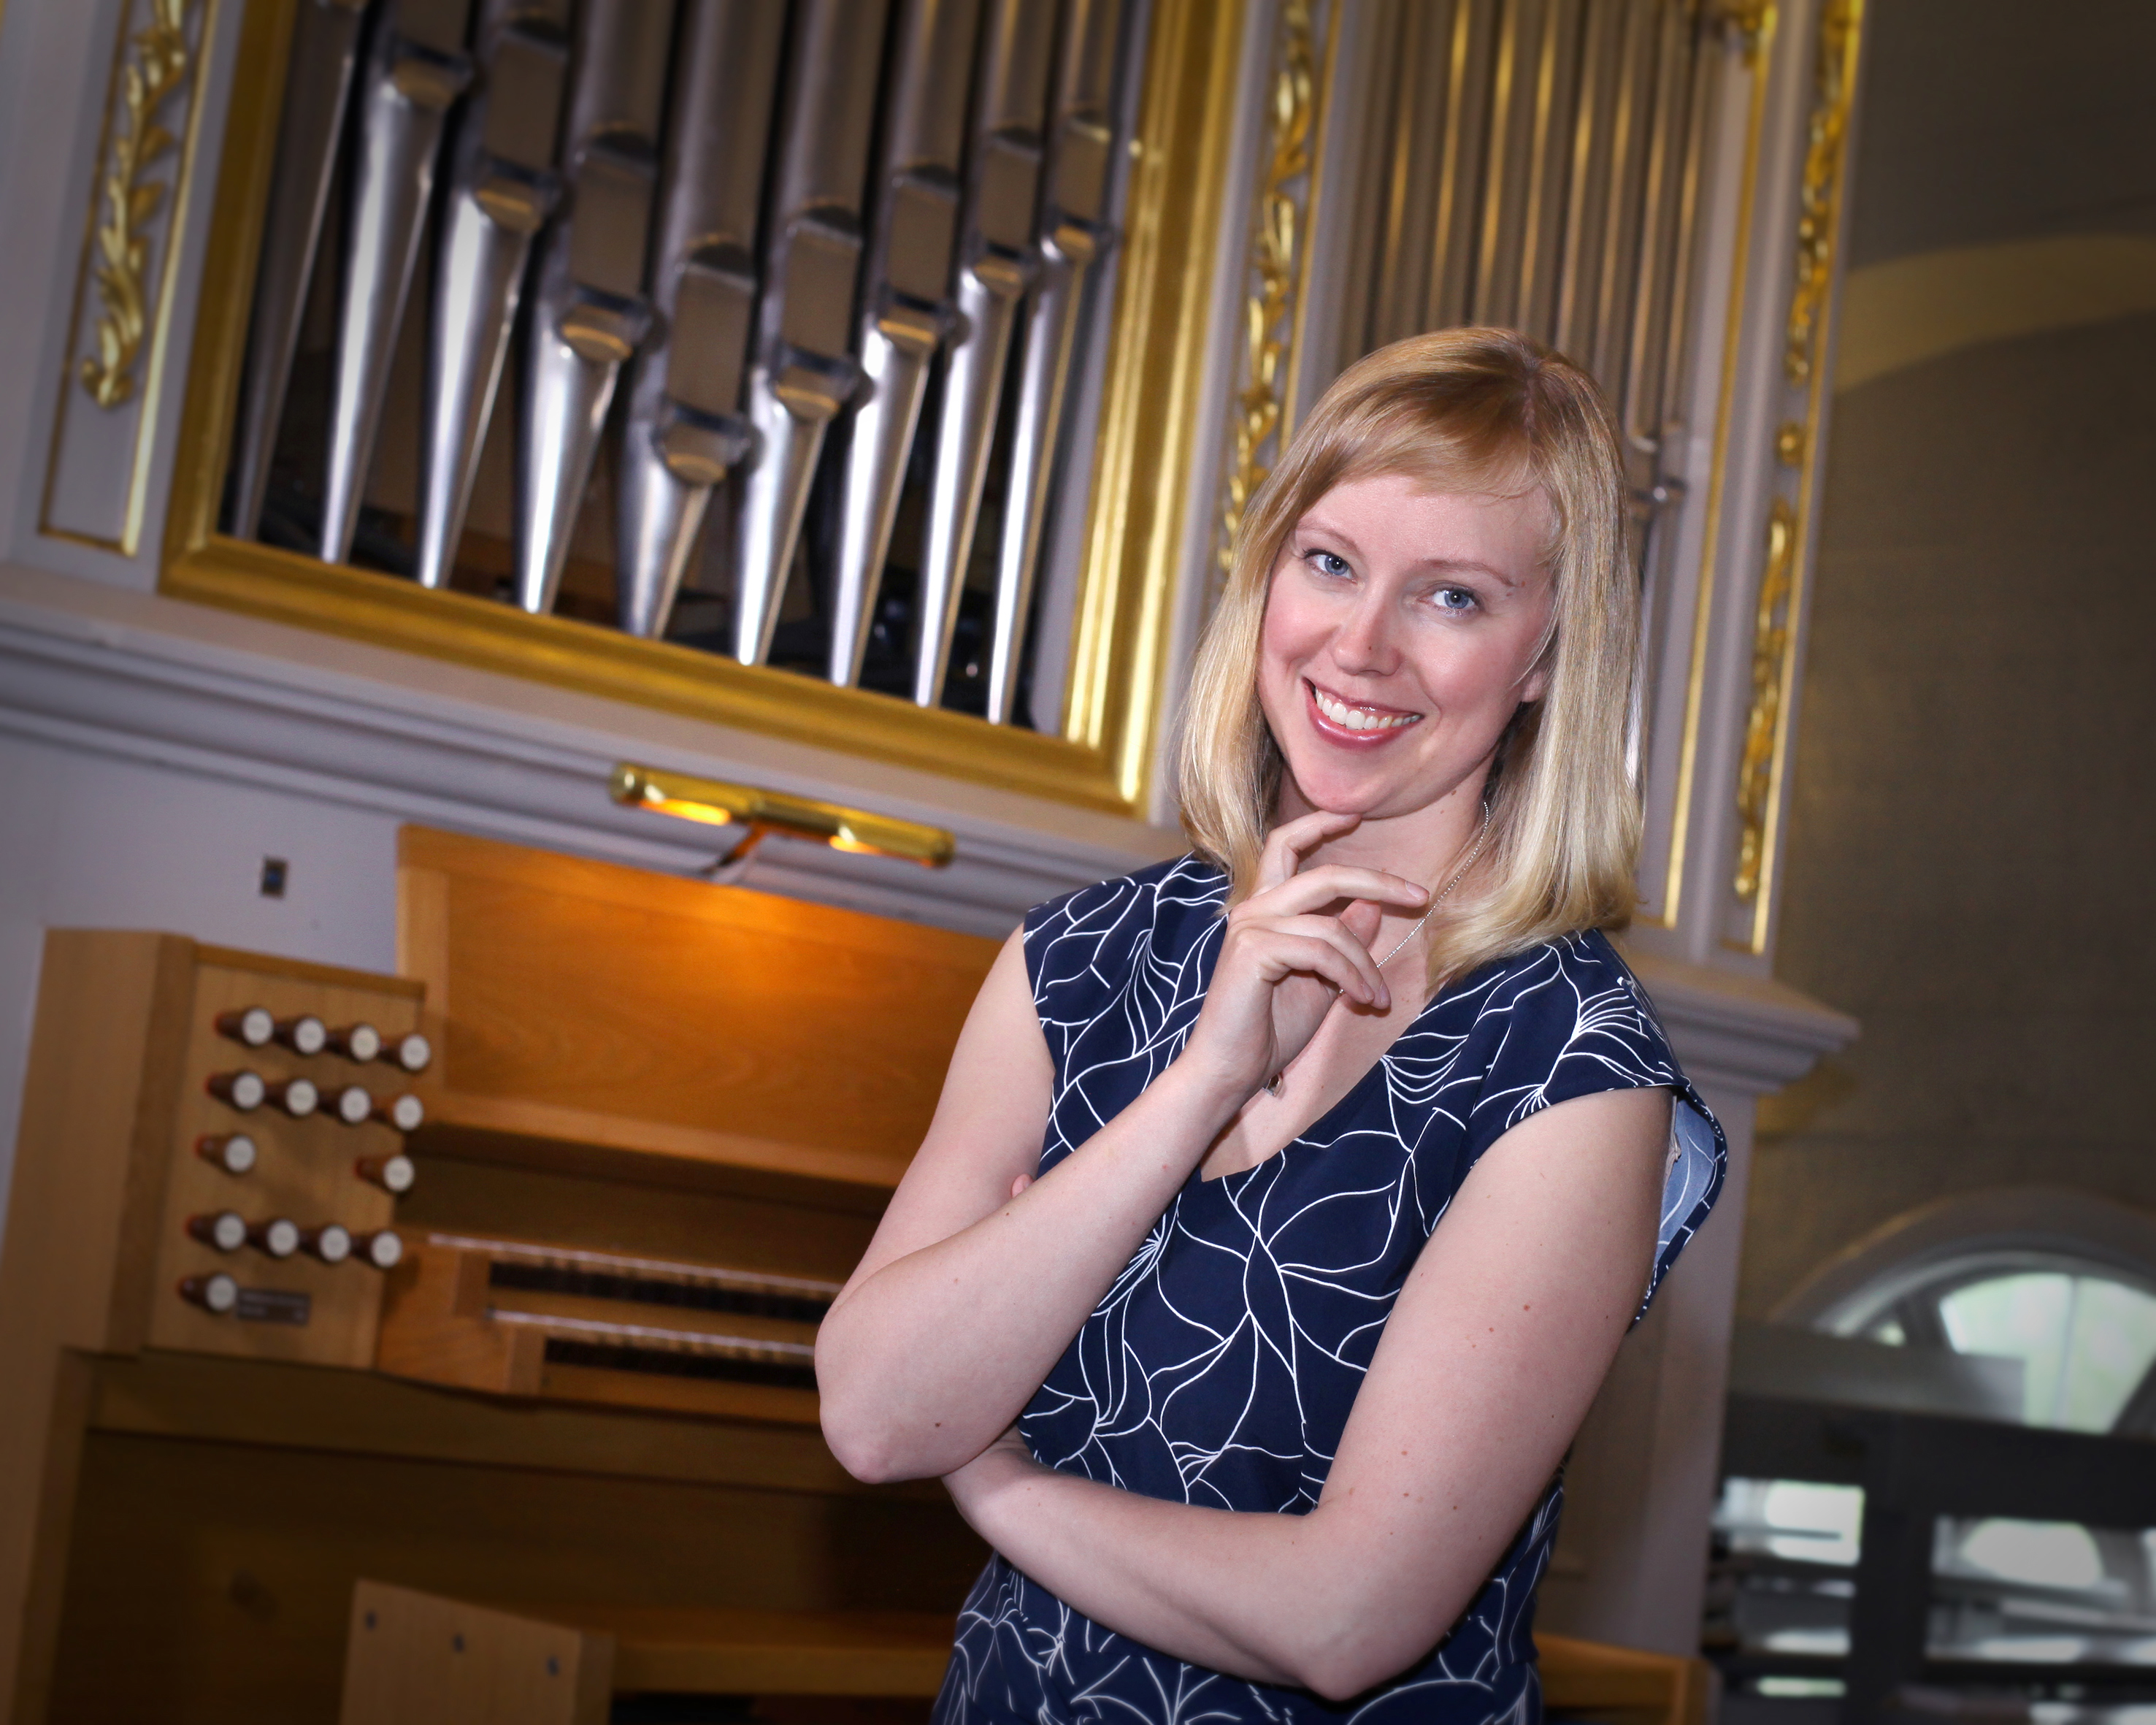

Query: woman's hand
1177;811;1427;1104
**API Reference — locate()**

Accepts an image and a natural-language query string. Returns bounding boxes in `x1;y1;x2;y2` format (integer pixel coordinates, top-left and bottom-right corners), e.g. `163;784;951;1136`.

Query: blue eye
1305;549;1352;578
1434;586;1478;613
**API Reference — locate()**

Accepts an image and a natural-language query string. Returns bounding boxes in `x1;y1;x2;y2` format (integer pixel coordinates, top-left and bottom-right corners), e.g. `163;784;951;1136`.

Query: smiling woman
813;329;1725;1723
1182;329;1642;992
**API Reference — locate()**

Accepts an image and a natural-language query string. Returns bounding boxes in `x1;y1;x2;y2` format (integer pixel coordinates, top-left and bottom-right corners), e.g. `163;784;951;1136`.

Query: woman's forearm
947;1445;1438;1702
816;1056;1247;1482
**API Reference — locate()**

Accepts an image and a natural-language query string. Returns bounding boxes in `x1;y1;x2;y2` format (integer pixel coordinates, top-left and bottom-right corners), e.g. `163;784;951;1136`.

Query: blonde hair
1176;328;1640;985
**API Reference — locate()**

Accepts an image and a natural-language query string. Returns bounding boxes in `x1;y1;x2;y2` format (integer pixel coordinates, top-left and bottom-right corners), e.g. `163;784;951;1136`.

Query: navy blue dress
933;856;1725;1725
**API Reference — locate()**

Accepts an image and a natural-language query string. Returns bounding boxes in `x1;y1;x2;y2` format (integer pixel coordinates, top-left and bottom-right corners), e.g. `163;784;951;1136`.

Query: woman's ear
1519;660;1551;703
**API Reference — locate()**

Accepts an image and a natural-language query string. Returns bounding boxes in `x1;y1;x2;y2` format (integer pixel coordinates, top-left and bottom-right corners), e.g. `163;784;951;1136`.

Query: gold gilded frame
161;0;1246;816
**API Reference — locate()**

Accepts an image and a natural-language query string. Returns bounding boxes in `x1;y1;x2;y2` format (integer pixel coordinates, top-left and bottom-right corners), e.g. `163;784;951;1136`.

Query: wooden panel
574;1604;953;1697
396;1151;882;1284
339;1581;611;1725
85;1351;927;1500
1541;1631;1711;1725
45;1431;984;1724
0;932;430;1724
397;827;1000;1186
146;953;424;1368
0;932;191;1722
534;1360;819;1426
342;1590;953;1714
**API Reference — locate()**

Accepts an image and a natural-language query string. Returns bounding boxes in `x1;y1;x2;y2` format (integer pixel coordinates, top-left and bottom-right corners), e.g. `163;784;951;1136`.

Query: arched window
1773;1188;2156;1437
1819;1252;2156;1434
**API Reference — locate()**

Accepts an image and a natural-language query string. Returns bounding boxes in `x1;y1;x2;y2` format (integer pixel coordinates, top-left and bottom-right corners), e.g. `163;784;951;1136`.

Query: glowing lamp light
609;762;955;869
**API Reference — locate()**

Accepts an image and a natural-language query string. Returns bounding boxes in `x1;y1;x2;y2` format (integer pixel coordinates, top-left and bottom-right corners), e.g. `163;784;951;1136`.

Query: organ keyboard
376;1231;835;1423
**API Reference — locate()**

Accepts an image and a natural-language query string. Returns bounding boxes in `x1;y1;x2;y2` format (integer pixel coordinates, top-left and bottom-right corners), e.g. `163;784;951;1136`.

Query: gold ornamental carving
1215;0;1320;589
1783;0;1860;384
1732;0;1864;921
1733;496;1794;902
1714;0;1778;66
80;0;199;410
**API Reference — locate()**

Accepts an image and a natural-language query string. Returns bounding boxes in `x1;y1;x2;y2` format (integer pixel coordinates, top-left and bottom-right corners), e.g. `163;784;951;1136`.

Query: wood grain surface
1541;1631;1713;1725
46;1429;984;1724
396;828;1000;1181
339;1580;611;1725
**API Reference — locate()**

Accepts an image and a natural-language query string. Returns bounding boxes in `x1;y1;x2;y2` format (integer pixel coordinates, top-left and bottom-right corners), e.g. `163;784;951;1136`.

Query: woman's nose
1329;591;1398;676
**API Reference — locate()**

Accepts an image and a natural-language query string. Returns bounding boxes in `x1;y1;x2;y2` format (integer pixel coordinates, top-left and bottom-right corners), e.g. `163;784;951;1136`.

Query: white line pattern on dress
934;857;1725;1724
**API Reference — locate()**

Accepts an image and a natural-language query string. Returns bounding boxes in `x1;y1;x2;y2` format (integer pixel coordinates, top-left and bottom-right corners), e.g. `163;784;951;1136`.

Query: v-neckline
1191;969;1454;1188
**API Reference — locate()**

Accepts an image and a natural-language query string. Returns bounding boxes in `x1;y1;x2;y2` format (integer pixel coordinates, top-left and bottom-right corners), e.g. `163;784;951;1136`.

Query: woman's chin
1281;752;1489;829
1280;767;1415;824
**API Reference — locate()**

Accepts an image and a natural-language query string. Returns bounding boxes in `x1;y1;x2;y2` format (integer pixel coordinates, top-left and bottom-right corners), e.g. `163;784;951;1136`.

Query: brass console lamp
609;762;956;869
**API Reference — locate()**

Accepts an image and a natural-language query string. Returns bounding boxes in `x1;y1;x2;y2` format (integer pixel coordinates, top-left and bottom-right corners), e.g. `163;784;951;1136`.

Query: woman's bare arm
816;930;1248;1480
940;1085;1670;1702
816;814;1427;1484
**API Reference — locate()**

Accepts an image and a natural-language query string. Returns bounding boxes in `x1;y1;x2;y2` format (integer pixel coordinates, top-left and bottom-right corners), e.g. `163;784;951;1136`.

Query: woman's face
1257;471;1555;827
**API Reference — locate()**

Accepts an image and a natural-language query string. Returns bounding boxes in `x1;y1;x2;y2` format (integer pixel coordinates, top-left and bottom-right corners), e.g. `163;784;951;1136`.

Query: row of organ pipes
229;0;1125;722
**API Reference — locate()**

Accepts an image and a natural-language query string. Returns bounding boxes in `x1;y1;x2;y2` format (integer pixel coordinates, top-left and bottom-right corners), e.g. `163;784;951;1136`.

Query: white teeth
1313;688;1416;732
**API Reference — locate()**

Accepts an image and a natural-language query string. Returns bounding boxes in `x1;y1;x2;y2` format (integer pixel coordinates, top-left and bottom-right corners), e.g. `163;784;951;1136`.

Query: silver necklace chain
1374;806;1495;968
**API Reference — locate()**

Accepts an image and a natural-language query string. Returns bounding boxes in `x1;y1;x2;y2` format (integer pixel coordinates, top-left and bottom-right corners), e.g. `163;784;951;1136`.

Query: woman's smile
1304;678;1424;742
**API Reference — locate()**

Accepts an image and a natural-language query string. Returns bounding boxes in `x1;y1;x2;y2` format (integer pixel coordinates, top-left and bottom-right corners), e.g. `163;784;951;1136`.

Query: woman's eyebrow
1293;516;1361;553
1418;556;1522;591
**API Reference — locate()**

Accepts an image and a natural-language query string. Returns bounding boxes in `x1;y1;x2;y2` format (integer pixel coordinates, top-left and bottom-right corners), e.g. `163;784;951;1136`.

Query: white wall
0;735;406;1211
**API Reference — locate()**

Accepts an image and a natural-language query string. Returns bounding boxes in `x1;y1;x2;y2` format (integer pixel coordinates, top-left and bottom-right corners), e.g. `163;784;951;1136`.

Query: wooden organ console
0;827;998;1723
0;825;1713;1724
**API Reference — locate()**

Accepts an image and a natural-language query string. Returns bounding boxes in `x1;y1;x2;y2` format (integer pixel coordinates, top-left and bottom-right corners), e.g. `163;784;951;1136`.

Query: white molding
1623;946;1857;1098
0;562;1184;938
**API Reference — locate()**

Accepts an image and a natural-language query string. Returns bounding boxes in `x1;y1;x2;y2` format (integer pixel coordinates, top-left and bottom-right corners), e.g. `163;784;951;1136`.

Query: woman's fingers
1240;923;1390;1009
1340;895;1384;949
1263;931;1388;1011
1278;916;1391;1008
1254;808;1362;893
1245;862;1427;920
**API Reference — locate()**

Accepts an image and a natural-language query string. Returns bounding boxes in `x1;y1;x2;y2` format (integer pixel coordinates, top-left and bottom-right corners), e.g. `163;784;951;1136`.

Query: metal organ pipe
729;0;889;668
413;0;571;591
320;0;475;566
825;0;985;690
910;0;1056;709
239;0;1136;726
981;0;1125;724
513;0;674;617
229;0;370;540
613;0;786;640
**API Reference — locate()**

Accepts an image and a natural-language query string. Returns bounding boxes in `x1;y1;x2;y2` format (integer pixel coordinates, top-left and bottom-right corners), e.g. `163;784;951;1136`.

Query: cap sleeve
1458;931;1727;1314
